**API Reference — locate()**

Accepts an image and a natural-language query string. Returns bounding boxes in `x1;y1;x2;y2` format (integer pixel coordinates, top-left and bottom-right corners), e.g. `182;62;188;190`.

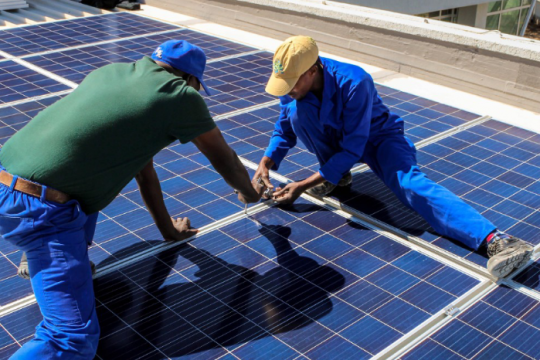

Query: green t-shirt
0;56;216;214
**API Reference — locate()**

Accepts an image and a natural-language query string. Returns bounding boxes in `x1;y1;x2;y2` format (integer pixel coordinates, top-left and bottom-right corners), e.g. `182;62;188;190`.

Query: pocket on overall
0;215;34;243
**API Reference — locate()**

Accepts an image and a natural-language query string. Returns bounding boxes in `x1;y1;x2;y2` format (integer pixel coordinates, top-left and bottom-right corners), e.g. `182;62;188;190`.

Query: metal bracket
444;306;461;317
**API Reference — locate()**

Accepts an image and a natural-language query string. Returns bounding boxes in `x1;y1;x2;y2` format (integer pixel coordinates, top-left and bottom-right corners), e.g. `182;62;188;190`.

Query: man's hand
163;217;198;242
273;182;306;205
237;177;265;204
253;156;275;199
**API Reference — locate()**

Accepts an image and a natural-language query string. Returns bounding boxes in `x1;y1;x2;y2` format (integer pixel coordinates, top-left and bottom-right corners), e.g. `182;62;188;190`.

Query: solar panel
377;85;480;144
514;259;540;293
218;104;320;181
0;94;66;145
0;12;179;57
23;30;258;84
325;119;540;268
402;285;540;359
0;200;481;359
0;61;70;105
91;146;254;258
202;52;275;116
24;51;274;117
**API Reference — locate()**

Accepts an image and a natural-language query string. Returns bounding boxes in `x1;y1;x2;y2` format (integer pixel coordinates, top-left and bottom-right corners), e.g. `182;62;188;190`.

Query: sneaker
18;252;96;280
306;172;352;197
486;232;533;278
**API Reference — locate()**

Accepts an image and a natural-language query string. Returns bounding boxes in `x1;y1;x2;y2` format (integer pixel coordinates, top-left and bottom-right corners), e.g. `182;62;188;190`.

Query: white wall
330;0;487;14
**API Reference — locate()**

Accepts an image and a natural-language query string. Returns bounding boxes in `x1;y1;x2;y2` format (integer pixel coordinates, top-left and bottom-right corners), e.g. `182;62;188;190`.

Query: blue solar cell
403;285;540;360
202;52;275;116
306;335;370;359
0;61;70;105
514;261;540;293
376;84;480;144
340;316;401;355
23;29;257;84
0;12;179;57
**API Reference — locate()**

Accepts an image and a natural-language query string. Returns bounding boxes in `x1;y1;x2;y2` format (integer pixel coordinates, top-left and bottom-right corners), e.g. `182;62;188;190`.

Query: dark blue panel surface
0;12;179;57
0;201;479;359
90;144;253;266
219;104;320;181
402;285;540;360
0;94;66;145
376;85;480;144
202;52;275;116
328;120;540;267
514;259;540;293
24;29;257;84
0;61;70;105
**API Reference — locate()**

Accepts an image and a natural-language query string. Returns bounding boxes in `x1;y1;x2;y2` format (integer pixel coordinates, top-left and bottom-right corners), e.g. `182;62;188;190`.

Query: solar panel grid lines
0;60;71;105
22;30;260;86
0;200;482;359
0;204;279;356
513;257;540;295
401;284;540;359
374;84;481;145
0;12;181;57
217;104;321;182
372;280;498;360
201;52;275;116
0;93;68;146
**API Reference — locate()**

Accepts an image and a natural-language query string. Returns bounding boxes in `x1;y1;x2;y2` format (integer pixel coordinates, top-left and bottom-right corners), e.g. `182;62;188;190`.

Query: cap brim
199;78;212;96
265;75;298;97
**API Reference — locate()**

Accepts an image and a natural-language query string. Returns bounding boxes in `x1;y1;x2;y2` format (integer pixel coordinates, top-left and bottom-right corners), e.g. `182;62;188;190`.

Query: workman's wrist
261;156;275;169
297;180;311;193
158;221;178;239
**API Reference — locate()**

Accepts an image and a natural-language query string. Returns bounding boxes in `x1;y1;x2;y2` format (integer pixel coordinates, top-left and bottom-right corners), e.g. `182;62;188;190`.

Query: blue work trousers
360;134;496;250
0;171;99;359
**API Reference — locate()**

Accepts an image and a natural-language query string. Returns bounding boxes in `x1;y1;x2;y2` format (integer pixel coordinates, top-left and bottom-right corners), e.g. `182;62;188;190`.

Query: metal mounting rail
378;280;497;360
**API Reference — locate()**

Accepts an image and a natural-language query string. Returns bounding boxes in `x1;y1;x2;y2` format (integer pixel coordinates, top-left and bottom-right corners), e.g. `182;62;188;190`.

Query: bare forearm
297;171;326;191
136;165;175;238
213;149;258;201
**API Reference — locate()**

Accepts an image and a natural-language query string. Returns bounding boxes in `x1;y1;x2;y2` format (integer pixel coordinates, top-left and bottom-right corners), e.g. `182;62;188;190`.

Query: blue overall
264;57;496;250
0;167;100;359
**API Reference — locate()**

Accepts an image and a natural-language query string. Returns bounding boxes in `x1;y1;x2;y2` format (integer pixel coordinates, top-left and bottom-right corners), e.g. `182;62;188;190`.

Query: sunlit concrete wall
330;0;487;15
146;0;540;113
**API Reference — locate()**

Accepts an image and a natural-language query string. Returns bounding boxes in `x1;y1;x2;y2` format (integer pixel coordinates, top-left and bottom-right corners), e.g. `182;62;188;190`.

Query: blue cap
151;40;212;96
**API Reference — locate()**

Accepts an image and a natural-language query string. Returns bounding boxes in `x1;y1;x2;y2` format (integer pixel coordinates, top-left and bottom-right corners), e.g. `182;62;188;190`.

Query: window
417;8;459;23
486;0;532;35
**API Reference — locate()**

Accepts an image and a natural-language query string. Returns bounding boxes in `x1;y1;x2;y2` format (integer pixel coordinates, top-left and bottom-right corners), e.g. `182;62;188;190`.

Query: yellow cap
265;36;319;97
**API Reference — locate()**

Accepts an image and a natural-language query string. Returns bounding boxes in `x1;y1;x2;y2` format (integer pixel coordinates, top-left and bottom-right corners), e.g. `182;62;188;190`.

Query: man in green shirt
0;40;261;360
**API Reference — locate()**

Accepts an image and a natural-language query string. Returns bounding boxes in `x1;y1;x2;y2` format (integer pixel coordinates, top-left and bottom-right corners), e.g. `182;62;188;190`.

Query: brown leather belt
0;171;70;204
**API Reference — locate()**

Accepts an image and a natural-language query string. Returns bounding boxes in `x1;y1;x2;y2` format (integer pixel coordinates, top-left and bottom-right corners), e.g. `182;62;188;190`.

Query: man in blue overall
253;36;533;279
0;40;261;359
